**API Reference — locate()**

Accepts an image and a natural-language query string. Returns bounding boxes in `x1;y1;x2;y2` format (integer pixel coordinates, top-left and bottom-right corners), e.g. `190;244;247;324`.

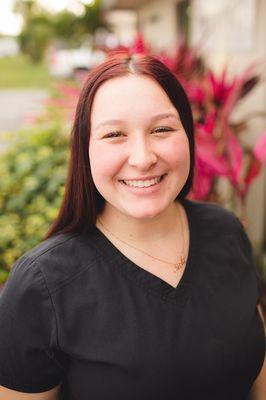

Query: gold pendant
174;256;186;272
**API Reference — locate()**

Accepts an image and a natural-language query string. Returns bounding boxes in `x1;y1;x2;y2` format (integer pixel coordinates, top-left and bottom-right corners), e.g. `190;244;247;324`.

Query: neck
96;201;181;244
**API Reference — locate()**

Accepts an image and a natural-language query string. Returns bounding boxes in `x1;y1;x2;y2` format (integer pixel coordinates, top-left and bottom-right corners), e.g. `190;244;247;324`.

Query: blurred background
0;0;265;313
0;0;266;399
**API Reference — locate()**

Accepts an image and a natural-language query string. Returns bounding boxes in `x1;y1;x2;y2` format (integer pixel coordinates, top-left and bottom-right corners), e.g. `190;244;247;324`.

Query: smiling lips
119;174;167;188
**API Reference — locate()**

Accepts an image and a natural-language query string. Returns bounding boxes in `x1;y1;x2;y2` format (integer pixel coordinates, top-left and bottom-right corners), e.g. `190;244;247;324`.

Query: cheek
89;142;125;182
161;135;190;169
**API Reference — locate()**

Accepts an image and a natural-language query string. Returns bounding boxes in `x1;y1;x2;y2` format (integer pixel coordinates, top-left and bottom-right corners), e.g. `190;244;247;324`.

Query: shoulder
183;198;242;235
184;198;256;268
184;199;263;305
8;230;99;294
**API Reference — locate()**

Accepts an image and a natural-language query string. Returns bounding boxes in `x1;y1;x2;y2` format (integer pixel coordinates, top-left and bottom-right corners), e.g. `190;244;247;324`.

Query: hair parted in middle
45;52;195;239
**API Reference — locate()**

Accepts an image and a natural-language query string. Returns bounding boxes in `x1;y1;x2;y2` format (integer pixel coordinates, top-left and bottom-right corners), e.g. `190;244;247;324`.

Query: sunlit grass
0;53;54;89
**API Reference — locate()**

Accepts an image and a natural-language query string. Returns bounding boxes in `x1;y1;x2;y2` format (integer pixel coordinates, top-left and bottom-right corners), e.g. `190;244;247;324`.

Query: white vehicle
47;47;106;78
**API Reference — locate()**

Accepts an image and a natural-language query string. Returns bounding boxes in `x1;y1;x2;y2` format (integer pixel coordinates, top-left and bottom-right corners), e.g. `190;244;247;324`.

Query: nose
127;136;157;171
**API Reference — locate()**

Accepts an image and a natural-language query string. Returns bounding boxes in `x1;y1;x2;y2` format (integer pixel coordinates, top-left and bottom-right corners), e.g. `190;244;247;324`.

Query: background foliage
14;0;108;63
0;122;68;281
0;54;52;88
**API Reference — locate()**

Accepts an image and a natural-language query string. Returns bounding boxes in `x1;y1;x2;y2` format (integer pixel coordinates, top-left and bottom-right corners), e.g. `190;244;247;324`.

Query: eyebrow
93;112;179;131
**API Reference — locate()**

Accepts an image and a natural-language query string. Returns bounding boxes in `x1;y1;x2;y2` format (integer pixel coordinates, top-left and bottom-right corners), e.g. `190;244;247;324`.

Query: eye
103;131;123;139
153;127;173;134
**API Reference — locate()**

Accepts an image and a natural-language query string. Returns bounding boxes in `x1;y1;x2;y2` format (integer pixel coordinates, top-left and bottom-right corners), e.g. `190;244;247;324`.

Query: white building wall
138;0;179;53
104;10;138;47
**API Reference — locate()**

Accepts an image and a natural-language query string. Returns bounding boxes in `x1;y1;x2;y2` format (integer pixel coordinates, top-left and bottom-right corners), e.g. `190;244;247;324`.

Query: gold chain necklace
97;204;186;273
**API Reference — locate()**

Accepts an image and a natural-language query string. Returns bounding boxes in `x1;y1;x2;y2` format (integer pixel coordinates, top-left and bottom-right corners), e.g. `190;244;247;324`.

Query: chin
121;203;170;220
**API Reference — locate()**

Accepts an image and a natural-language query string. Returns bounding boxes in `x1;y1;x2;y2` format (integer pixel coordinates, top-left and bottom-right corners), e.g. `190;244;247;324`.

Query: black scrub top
0;198;265;400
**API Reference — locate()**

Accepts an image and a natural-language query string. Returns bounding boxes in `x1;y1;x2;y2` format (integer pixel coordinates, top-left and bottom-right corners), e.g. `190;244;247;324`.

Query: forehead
90;74;177;124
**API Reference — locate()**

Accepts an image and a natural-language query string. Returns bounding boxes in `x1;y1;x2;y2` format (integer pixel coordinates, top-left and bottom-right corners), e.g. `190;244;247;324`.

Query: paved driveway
0;89;48;152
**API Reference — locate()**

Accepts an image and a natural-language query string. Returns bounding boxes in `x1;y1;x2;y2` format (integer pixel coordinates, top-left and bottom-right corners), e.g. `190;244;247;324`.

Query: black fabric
0;198;265;399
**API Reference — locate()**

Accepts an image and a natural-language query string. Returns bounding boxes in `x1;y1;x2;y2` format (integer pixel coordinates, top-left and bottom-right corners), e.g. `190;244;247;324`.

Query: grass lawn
0;54;54;89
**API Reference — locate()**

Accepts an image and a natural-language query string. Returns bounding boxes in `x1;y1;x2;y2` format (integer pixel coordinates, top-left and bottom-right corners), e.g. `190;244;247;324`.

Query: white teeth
122;176;162;188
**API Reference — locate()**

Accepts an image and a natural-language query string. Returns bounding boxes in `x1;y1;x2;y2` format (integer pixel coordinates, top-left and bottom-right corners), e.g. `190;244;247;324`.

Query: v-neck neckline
90;198;198;305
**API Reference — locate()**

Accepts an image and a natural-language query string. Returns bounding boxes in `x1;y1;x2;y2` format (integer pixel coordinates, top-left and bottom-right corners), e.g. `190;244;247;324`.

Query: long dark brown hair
45;52;195;239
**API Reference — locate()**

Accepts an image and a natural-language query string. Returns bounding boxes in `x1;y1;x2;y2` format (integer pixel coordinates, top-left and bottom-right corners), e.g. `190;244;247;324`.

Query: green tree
52;10;79;44
18;14;53;63
14;0;108;62
14;0;54;62
13;0;36;22
52;0;108;47
79;0;108;37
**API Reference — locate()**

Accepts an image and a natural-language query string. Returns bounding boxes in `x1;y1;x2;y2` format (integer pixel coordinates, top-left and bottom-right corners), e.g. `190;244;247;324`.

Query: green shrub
0;122;69;279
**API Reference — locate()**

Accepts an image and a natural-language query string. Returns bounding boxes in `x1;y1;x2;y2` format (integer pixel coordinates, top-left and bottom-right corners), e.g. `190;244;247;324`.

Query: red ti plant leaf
225;126;244;185
208;69;236;107
253;131;266;164
221;64;260;121
239;154;262;199
240;76;260;98
191;157;214;200
129;31;151;54
185;83;206;109
195;125;228;176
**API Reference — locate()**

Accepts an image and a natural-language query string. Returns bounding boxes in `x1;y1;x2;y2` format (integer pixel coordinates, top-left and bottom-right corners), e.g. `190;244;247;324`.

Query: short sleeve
235;216;263;307
0;255;69;393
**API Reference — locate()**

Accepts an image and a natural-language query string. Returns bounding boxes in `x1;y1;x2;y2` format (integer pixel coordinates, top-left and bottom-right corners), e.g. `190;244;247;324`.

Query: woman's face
89;74;190;220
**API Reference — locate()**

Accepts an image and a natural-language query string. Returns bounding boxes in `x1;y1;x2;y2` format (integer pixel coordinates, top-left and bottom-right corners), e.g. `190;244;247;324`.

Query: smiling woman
0;53;265;400
89;74;190;220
